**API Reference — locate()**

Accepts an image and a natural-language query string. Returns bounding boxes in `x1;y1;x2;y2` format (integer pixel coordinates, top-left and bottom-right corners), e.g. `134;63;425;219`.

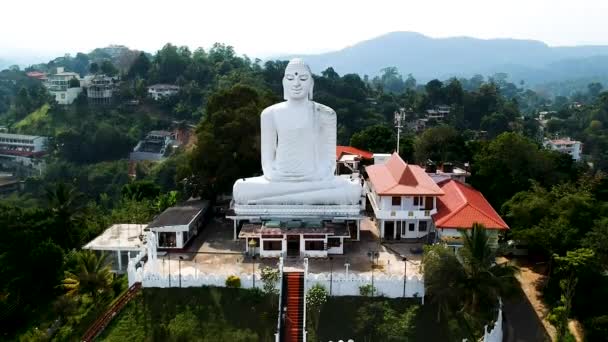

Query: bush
359;284;376;297
225;275;241;288
260;267;280;294
586;315;608;341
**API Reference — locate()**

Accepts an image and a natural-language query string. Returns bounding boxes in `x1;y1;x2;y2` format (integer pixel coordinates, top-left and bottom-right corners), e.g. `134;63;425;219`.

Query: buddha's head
283;58;313;101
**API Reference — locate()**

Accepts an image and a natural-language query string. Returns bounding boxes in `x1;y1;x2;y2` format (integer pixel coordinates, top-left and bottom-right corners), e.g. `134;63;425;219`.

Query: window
327;238;341;247
305;241;325;250
401;222;406;235
419;221;428;232
413;196;419;206
425;197;434;210
409;223;415;231
263;240;282;250
158;232;177;247
392;196;401;206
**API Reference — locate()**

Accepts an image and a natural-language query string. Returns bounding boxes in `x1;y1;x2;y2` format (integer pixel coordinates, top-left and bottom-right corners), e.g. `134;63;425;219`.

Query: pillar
356;220;360;241
380;220;385;239
117;250;122;272
233;220;237;241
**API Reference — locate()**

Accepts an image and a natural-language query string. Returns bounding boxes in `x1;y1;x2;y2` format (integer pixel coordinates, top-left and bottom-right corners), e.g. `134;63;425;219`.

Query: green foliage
350;124;396;153
307;284;328;312
470;132;578;206
358;284;376;297
187;84;272;196
260;266;279;295
355;301;419;342
62;250;113;302
225;275;241;288
422;225;517;338
100;287;275;341
414;125;469;163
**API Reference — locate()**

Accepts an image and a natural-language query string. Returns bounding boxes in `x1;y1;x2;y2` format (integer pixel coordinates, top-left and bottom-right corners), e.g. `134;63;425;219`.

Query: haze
2;0;608;60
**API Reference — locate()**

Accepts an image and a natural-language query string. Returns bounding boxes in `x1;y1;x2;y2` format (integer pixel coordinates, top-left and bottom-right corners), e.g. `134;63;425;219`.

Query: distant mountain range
281;32;608;86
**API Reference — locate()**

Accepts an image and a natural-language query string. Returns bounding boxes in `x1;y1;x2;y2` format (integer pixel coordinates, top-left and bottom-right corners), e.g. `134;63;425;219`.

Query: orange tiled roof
336;146;373;160
365;153;444;196
433;179;508;230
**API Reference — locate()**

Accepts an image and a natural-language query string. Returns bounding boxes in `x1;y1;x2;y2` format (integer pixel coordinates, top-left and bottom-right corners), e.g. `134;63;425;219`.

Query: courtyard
146;216;424;279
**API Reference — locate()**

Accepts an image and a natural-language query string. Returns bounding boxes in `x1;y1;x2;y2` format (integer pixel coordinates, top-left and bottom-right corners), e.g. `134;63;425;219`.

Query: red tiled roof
433;179;508;230
336;146;373;160
365;153;444;196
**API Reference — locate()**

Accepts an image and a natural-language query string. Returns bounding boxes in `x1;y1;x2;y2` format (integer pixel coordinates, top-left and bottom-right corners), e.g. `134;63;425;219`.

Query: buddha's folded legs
233;176;362;205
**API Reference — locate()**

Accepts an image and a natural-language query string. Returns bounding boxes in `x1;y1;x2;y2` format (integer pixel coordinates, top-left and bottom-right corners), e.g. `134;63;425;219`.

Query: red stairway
283;272;304;342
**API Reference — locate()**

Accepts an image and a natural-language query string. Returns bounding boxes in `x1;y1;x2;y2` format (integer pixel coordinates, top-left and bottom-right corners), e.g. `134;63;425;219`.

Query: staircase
81;282;142;342
283;272;305;342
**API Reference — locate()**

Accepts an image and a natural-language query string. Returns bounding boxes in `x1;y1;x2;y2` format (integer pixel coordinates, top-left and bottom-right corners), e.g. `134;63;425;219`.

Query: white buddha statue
233;58;361;205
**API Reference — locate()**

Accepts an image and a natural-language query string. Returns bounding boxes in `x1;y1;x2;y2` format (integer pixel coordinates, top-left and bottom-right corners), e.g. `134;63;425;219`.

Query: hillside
282;31;608;85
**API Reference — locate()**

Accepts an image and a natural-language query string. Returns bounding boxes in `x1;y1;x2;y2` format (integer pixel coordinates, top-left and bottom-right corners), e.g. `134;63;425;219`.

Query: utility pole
394;108;406;154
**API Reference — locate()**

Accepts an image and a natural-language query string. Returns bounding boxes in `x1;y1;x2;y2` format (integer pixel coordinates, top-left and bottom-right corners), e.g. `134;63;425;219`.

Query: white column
356;220;360;241
117;250;122;272
380;220;385;239
233;220;237;241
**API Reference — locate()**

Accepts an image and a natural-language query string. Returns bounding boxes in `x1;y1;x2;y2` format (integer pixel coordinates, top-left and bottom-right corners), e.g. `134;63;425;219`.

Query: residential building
372;153;392;165
129;130;176;161
0;133;47;174
433;179;509;250
365;153;444;240
85;74;117;104
425;105;450;121
148;84;180;100
146;200;210;249
26;71;47;81
45;67;82;104
336;145;373;174
543;137;583;161
0;174;23;195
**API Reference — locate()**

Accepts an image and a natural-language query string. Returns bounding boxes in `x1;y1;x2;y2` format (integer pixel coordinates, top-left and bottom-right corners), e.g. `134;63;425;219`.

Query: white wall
306;272;425;299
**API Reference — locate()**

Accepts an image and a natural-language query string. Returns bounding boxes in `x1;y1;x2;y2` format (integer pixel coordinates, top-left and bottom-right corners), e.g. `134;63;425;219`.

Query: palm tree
459;223;518;314
422;224;518;323
62;250;113;303
46;182;85;248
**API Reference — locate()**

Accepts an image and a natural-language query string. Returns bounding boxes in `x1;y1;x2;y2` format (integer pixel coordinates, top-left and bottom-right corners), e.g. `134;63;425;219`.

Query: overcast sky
2;0;608;60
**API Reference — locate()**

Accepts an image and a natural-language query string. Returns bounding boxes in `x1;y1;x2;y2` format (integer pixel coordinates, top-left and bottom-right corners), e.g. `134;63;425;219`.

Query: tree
89;62;99;74
128;52;151;79
355;301;418;342
306;284;328;340
100;60;118;76
425;79;444;105
186;84;272;197
62;250;113;303
413;126;469;163
422;225;517;337
46;182;85;248
550;248;596;341
588;82;603;99
349;124;396;153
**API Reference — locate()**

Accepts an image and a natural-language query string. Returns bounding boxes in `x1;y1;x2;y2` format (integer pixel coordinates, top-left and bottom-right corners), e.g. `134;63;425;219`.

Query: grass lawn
315;296;470;342
99;287;278;342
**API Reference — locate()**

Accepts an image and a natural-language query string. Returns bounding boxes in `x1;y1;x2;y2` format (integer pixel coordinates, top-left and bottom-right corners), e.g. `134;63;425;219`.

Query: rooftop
366;153;444;196
433;179;508;230
336;145;373;160
147;199;210;228
83;224;146;251
0;149;46;158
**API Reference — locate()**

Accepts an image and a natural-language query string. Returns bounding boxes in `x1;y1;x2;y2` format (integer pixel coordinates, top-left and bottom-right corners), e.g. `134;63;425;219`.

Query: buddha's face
283;64;313;100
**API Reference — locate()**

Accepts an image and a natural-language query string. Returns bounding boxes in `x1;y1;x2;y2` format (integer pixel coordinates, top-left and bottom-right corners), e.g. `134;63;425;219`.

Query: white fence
306;272;424;299
137;271;424;299
141;272;278;289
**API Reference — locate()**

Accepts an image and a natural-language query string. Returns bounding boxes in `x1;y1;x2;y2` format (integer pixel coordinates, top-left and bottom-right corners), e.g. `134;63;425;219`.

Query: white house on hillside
543;137;583;161
45;67;82;105
148;84;180;100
